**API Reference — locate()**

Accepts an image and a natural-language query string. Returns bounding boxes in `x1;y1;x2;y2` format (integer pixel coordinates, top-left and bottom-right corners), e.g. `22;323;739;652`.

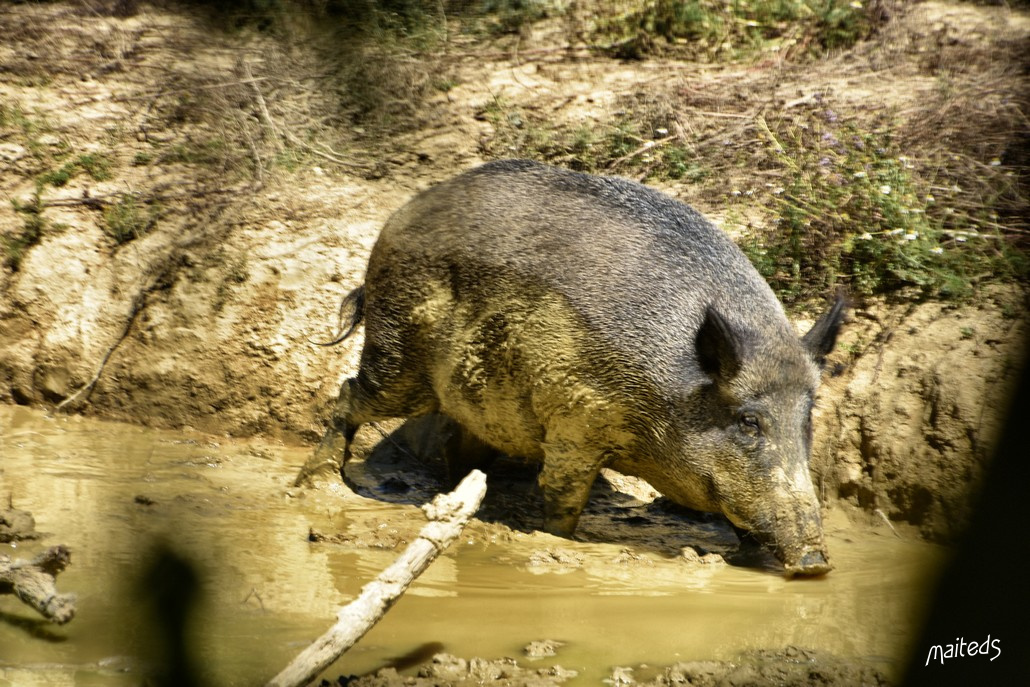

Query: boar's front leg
537;436;609;537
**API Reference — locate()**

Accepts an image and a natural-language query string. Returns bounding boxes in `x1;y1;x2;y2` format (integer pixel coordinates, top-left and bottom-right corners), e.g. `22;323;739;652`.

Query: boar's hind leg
293;378;366;487
294;363;436;487
443;421;498;487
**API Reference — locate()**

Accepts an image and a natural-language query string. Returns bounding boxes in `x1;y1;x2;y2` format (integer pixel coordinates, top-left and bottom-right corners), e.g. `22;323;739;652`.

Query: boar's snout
784;547;833;578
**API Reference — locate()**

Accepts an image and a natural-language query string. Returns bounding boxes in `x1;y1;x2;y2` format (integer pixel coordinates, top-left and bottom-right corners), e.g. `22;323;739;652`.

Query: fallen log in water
0;545;77;624
266;469;488;687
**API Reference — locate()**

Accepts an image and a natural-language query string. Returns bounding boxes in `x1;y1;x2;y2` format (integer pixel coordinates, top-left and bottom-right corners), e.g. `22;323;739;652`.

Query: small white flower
644;140;656;149
853;171;867;178
990;158;1001;167
655;127;669;136
879;184;891;195
859;232;873;240
904;232;919;241
926;194;935;203
956;235;967;243
889;228;904;236
930;246;944;254
773;187;785;195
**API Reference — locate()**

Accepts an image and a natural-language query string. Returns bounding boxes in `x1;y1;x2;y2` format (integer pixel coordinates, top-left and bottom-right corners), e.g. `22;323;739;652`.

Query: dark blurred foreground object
137;542;206;687
903;333;1028;685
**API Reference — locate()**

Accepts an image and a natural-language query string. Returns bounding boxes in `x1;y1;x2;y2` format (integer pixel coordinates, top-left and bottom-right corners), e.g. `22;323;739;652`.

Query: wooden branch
0;546;77;624
242;60;370;172
266;469;488;687
243;61;285;154
56;290;145;413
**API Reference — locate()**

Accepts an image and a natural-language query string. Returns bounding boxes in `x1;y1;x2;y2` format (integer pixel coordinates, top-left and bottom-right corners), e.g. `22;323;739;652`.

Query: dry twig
266;470;487;687
0;546;77;624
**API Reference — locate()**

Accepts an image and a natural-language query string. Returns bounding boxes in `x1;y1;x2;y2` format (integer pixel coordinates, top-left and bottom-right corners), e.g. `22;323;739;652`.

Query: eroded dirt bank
1;0;1027;555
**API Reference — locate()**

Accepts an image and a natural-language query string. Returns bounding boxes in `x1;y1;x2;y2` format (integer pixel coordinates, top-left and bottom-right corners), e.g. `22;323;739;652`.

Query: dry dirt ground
0;1;1027;683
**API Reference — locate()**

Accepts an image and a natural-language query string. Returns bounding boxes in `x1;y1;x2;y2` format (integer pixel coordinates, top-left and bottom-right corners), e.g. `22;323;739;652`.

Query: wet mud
1;405;943;686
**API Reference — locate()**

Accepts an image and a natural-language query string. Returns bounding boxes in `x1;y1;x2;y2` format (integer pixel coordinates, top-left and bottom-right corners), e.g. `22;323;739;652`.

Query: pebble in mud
680;547;726;566
336;653;578;686
526;548;584;574
523;639;566;659
0;506;40;542
613;646;892;686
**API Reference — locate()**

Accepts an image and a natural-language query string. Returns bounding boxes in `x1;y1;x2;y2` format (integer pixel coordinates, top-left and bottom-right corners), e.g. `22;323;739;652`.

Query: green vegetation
37;153;113;188
103;196;157;245
481;96;707;182
4;193;47;271
591;0;879;60
0;102;34;133
741;112;1027;302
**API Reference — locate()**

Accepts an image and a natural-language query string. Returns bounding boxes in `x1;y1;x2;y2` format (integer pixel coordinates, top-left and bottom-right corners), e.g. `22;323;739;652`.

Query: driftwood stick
266;469;488;687
0;545;77;624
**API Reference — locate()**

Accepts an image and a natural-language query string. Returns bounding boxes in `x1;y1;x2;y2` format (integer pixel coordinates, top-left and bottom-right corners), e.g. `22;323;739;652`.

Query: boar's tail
313;285;366;346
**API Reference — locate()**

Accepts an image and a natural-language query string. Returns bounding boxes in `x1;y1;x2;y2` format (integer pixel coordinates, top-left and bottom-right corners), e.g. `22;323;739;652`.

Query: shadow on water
0;610;69;643
134;542;207;687
347;413;775;573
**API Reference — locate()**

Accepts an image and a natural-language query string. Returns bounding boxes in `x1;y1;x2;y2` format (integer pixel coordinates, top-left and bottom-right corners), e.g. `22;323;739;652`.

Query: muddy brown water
1;405;944;686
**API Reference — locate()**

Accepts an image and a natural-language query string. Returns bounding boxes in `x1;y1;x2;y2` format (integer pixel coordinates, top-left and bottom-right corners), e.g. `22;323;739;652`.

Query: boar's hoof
785;549;833;578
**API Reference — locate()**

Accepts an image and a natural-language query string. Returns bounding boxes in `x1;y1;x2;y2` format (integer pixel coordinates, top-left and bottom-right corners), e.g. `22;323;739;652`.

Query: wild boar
298;159;846;577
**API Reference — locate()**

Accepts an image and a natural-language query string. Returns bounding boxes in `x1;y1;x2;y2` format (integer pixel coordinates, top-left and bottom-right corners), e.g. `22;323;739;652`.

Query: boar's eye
738;412;761;436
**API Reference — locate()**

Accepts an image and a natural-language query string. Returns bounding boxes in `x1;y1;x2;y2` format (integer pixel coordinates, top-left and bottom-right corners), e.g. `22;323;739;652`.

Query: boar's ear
697;306;745;383
802;294;848;367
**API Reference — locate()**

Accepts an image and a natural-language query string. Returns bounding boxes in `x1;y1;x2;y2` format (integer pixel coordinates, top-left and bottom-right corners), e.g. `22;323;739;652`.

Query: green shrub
4;194;47;271
37;153;113;188
481;97;706;181
103;196;156;245
742;112;1027;302
592;0;878;60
